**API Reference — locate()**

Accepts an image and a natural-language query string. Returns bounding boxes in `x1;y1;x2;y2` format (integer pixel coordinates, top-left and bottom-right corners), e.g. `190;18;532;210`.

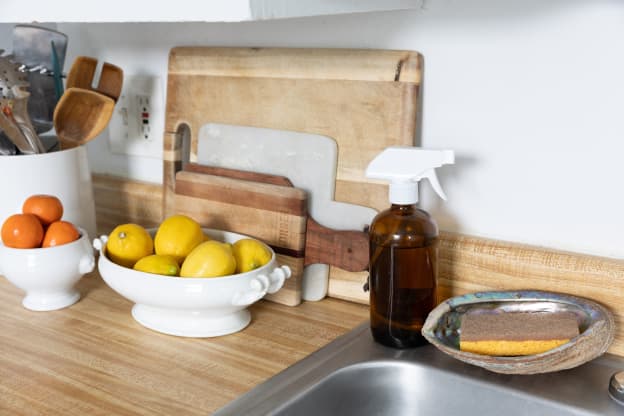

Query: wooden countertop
0;272;368;415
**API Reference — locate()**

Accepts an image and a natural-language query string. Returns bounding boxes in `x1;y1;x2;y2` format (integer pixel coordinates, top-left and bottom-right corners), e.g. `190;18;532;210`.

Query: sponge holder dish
422;290;615;375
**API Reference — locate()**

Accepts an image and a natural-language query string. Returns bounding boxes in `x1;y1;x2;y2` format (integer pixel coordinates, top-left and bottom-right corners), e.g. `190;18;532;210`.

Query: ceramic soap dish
422;290;615;375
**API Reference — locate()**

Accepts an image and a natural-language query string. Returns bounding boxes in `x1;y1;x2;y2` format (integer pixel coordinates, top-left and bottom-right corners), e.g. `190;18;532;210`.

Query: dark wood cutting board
175;163;369;306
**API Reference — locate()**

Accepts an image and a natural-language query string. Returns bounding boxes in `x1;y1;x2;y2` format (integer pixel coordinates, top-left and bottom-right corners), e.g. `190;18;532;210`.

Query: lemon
180;240;237;278
154;215;204;264
133;254;180;276
232;238;272;273
106;224;154;268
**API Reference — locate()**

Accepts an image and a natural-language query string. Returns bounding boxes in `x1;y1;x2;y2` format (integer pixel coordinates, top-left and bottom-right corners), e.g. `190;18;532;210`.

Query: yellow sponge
459;312;579;356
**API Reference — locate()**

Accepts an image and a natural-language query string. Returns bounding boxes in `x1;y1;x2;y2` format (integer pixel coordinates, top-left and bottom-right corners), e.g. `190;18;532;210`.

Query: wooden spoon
53;87;115;149
96;63;124;102
65;56;97;90
66;56;123;102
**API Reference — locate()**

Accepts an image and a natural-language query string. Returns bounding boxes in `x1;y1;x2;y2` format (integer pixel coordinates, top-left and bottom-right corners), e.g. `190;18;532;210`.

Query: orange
42;221;80;248
22;194;64;227
1;213;44;248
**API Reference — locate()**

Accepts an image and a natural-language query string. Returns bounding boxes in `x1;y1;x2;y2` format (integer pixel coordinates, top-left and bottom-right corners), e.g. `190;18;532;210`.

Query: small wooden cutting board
174;163;369;306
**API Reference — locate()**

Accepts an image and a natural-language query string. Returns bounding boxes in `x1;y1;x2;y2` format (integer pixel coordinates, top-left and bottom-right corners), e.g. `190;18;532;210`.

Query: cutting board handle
304;218;369;272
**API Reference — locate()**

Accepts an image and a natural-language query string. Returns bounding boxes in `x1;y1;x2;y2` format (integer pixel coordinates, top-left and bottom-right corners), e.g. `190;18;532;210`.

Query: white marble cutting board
197;123;377;300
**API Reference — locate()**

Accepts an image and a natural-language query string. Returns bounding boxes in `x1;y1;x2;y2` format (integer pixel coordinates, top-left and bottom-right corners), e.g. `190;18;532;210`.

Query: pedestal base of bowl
131;304;252;337
22;290;80;311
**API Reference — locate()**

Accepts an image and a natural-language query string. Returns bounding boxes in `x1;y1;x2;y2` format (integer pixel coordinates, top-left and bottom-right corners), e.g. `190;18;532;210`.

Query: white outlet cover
108;75;164;159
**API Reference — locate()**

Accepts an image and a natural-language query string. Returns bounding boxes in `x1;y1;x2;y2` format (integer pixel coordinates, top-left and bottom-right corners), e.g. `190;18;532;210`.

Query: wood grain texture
162;47;422;296
92;175;163;235
176;170;308;217
162;131;184;216
304;218;368;272
0;273;368;415
268;254;304;305
184;162;294;187
167;47;422;82
328;268;369;304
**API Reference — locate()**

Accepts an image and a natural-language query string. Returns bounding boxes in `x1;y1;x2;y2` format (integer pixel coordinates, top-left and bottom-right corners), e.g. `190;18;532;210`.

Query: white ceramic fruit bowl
0;227;95;311
93;228;291;338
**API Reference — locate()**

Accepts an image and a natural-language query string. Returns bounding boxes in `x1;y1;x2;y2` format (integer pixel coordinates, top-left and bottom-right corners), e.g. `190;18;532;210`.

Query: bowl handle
79;253;96;274
266;265;291;294
92;235;108;253
231;274;270;306
231;266;291;306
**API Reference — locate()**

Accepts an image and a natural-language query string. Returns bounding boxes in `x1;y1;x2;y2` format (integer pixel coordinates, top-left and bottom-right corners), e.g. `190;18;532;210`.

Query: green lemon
180;240;237;278
133;254;180;276
232;238;272;273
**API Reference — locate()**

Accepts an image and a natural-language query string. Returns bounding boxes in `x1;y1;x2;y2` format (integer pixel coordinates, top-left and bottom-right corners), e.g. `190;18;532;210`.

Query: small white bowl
93;228;291;338
0;227;95;311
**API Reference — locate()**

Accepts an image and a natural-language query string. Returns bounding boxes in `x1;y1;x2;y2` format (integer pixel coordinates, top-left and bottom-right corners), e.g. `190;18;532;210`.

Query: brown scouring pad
459;312;580;356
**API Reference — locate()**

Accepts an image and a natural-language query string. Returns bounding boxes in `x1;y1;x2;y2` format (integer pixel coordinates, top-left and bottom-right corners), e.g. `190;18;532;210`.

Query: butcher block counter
0;271;368;415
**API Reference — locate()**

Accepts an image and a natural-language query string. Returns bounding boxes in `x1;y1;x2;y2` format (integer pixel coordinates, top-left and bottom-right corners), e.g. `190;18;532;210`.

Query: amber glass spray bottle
366;147;454;348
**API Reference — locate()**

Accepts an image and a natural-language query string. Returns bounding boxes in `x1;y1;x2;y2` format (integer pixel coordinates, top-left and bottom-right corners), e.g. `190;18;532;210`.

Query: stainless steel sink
215;323;624;415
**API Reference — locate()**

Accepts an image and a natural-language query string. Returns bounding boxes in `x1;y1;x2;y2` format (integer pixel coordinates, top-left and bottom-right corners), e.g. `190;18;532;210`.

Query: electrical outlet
108;75;164;158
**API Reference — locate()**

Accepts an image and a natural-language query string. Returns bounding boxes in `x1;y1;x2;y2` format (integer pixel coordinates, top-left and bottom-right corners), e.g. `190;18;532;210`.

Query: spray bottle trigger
423;169;448;201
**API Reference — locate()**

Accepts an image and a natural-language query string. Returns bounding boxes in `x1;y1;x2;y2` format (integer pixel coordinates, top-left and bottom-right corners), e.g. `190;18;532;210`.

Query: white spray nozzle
365;146;454;204
422;169;447;200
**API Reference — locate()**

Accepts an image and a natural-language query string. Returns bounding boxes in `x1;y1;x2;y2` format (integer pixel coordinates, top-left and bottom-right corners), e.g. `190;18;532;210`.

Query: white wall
3;0;623;259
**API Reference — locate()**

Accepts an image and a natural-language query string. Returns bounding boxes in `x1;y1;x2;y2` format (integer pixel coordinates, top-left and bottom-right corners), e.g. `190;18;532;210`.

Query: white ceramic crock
94;229;291;338
0;227;95;311
0;146;97;241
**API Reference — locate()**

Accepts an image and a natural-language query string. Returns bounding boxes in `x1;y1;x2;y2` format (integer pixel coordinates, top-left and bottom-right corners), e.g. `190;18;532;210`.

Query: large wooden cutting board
163;47;423;303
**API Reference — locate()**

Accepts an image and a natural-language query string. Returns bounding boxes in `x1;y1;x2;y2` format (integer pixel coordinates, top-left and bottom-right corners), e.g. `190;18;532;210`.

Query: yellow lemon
106;224;154;268
133;254;180;276
154;215;204;264
180;240;237;278
232;238;272;273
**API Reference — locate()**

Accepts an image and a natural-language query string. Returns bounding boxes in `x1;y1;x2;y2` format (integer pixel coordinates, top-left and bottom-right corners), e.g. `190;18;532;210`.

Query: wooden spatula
53;87;115;149
66;56;123;102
